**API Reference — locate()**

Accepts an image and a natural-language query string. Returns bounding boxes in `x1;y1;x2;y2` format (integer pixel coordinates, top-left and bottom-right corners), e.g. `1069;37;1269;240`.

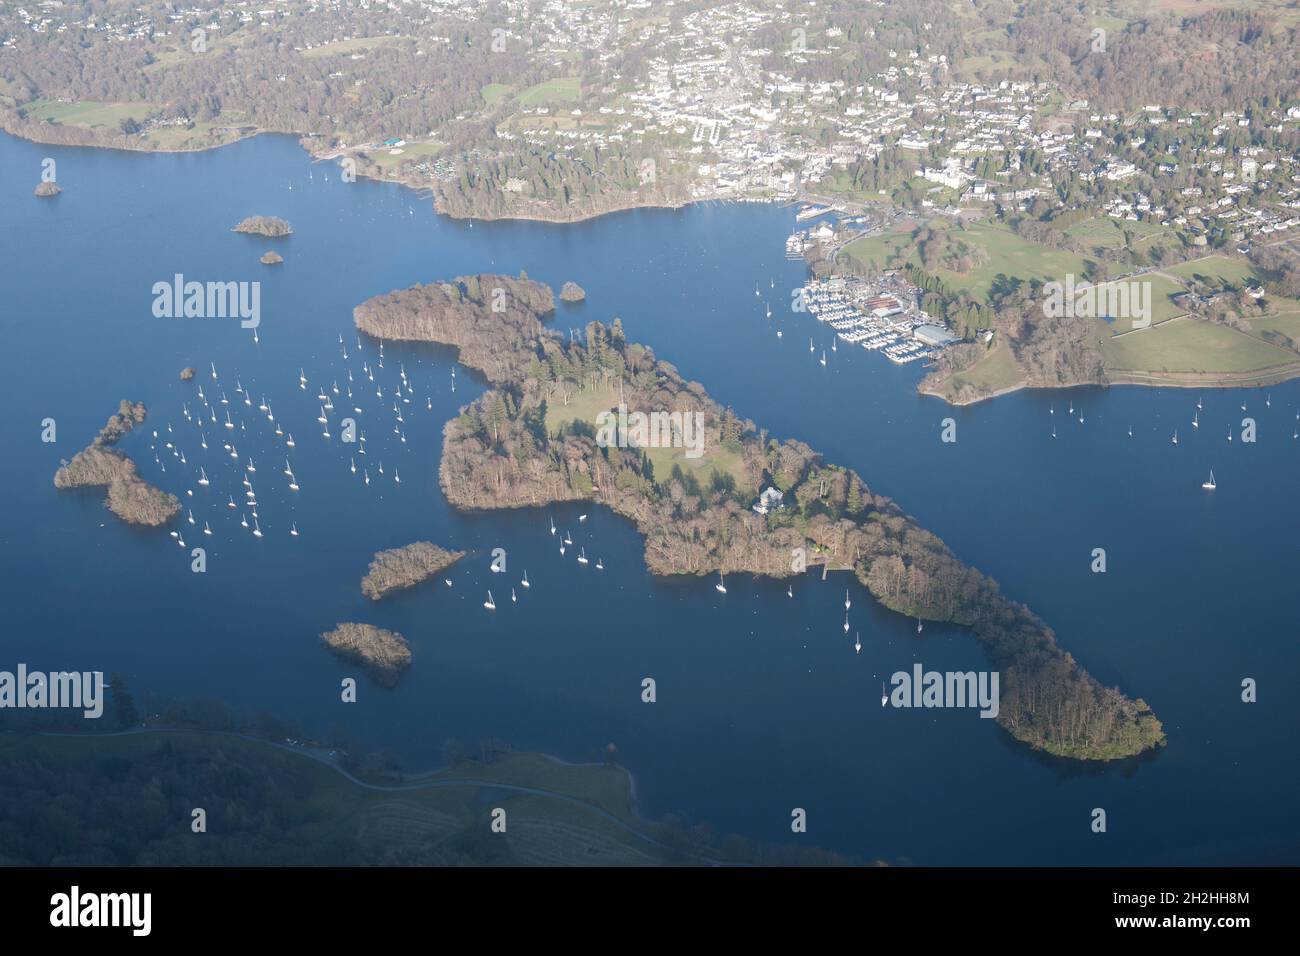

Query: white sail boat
198;467;209;486
843;611;850;633
819;350;827;367
881;682;888;707
596;558;604;570
917;619;923;634
577;548;589;565
550;516;556;536
787;583;793;598
511;588;517;603
854;633;861;655
203;522;212;536
844;589;851;611
1171;429;1178;445
715;573;727;594
1192;410;1199;429
484;591;496;610
521;571;530;589
1202;469;1216;490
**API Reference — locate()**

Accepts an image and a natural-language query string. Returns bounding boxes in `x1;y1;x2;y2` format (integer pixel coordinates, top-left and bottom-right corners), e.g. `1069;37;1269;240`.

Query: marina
797;275;958;365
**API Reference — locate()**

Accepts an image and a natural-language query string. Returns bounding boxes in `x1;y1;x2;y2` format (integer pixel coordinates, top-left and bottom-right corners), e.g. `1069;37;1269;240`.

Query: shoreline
3;118;736;226
921;362;1300;407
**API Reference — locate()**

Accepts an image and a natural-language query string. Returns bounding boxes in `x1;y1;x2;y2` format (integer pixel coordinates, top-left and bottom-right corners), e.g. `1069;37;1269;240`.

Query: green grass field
845;220;1094;302
1103;315;1298;373
518;77;581;107
481;83;513;106
544;385;751;494
1163;255;1260;288
301;36;403;58
1066;216;1167;251
363;139;442;170
22;99;157;130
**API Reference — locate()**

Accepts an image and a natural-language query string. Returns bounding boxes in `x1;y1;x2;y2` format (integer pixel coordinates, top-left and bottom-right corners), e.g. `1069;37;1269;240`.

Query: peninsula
361;542;465;600
355;275;1165;761
53;401;180;527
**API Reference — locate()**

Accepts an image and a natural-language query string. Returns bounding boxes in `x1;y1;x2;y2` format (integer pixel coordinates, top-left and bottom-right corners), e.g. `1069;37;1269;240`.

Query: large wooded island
354;274;1165;762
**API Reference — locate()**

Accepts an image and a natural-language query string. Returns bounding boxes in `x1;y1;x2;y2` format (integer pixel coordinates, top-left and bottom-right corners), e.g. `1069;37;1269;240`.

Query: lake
3;131;1298;865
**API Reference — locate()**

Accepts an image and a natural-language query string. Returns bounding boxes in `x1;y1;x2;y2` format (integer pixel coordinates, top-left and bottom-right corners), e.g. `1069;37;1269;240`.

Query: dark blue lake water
3;132;1297;865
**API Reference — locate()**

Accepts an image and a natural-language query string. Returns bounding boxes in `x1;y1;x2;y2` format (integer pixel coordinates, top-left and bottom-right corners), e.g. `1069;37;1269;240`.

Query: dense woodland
52;400;180;526
354;274;1164;760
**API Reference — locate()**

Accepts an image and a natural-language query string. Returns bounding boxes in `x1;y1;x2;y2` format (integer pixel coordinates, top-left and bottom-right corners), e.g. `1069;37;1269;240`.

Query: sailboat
819;350;827;367
289;523;299;537
787;584;793;598
394;470;400;484
881;682;888;707
1171;430;1178;445
224;411;234;430
577;548;589;565
715;573;727;595
198;467;209;486
854;633;861;655
511;588;517;603
809;338;814;353
1192;410;1199;429
286;434;295;448
521;571;530;589
1202;469;1216;490
227;495;236;509
596;558;604;570
844;589;851;610
563;531;573;545
843;611;850;634
484;591;496;611
831;338;837;352
765;303;772;319
550;516;556;536
917;619;923;634
203;522;212;536
187;509;195;525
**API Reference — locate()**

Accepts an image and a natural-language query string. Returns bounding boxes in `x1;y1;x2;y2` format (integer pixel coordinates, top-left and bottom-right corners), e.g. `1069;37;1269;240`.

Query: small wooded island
34;181;61;197
260;250;284;265
355;274;1165;761
320;622;412;687
361;541;465;600
560;281;586;303
233;216;292;238
54;400;180;526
